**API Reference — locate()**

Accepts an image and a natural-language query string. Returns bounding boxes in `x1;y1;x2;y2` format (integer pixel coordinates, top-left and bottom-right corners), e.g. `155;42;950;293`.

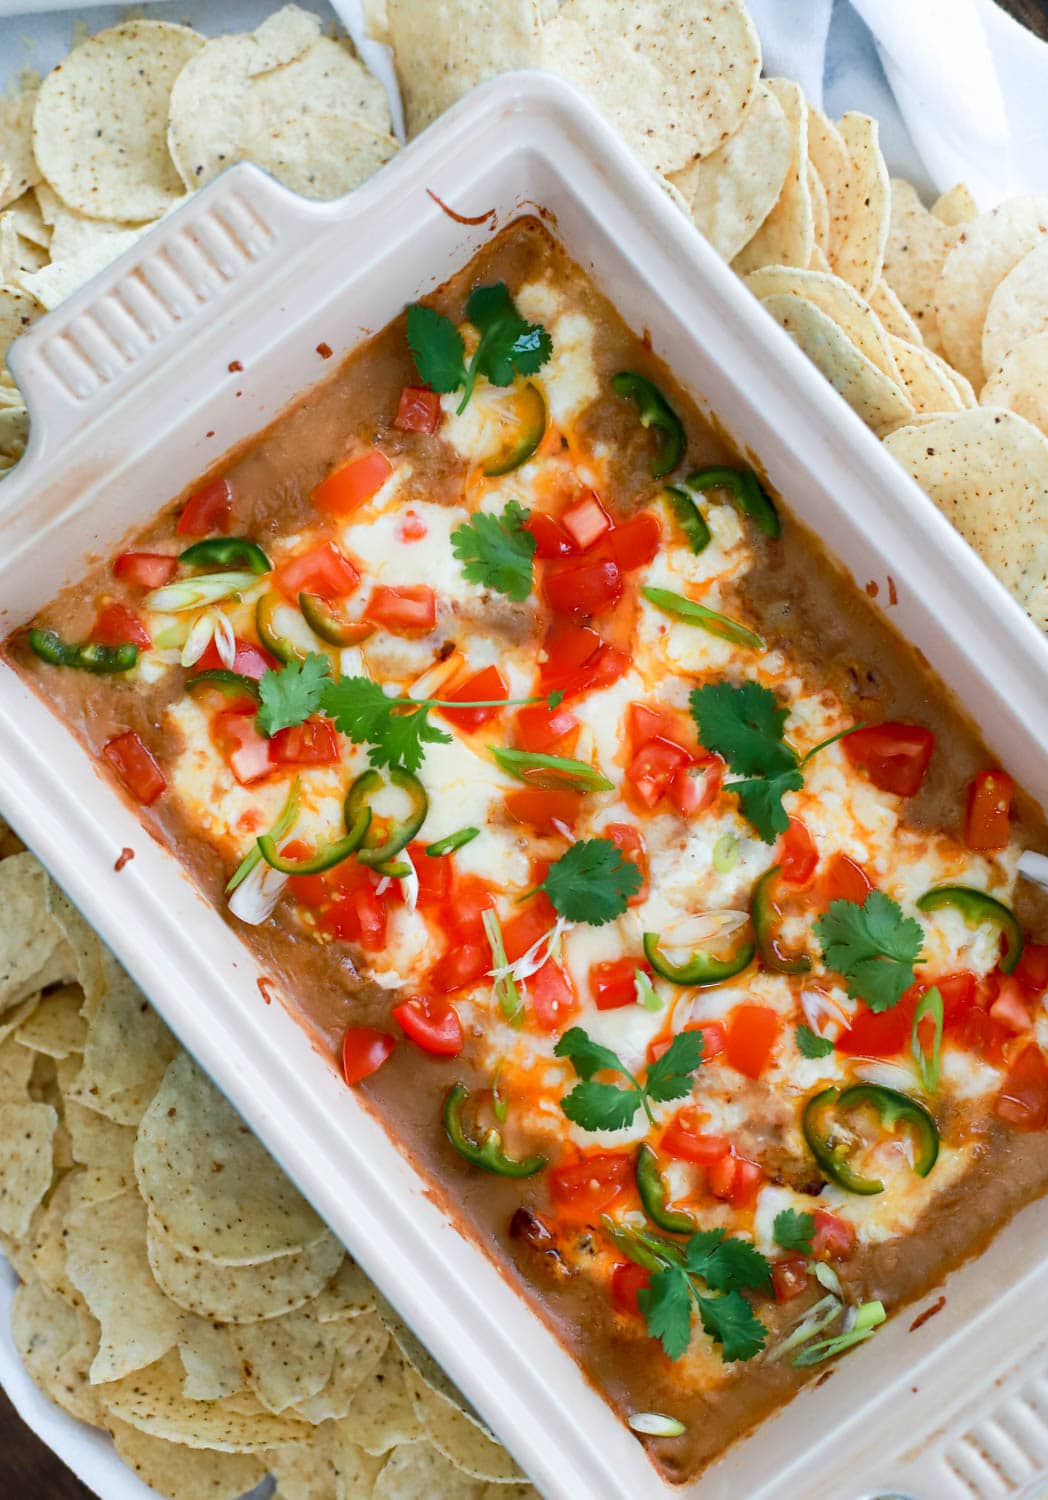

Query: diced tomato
626;736;691;810
779;817;818;886
543;554;623;619
610;1261;650;1318
730;1158;763;1211
366;584;436;634
628;702;685;750
397;510;428;542
341;1027;395;1085
965;770;1014;852
285;840;328;909
102;731;166;805
313;451;392;515
505;787;579;836
561;495;611;551
194;637;278;680
391;994;463;1056
668;757;722;818
651;1020;726;1067
320;878;389;950
604;823;648;904
989;975;1032;1034
1016;944;1048;997
724;1004;782;1079
607;512;661;570
113;552;178;588
660;1119;731;1165
430;943;489;995
525;512;575;558
440;665;507;730
443;876;496;946
514;700;580;754
212;711;271;785
91;603;151;649
276;540;360;601
815;851;872;909
408;843;453;908
501;892;557;964
530;959;577;1031
811;1209;856;1262
996;1043;1048;1130
590;955;648;1011
837;993;915;1058
935;971;978;1021
843;722;935;797
707;1154;738;1200
176;477;232;536
548;1152;632;1219
268;716;339;766
772;1257;810;1303
393;386;442;434
537;620;630;699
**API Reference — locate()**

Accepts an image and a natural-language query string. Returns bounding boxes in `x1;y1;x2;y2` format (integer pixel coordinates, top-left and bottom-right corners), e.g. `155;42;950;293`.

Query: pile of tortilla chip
0;827;534;1498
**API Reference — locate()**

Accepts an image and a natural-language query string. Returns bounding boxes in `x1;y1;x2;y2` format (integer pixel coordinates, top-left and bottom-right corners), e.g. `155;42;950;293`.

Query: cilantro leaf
405;303;465;394
690;681;801;844
638;1267;693;1361
320;676;451;773
685;1230;772;1294
814;890;924;1012
795;1024;834;1059
554;1026;628;1081
256;653;331;737
644;1030;705;1105
729;768;805;843
773;1208;815;1255
463;282;553;402
559;1080;643;1132
450;500;536;601
541;838;643;926
696;1290;767;1362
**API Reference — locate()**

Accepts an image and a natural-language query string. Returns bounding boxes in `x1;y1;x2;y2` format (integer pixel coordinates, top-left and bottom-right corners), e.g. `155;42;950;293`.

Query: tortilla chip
0;996;40;1054
933;183;977;227
234;1305;334;1414
888;335;970;415
0;92;40;211
313;1258;379;1322
250;5;323;74
147;1211;344;1324
16;984;87;1058
64;1189;181;1382
44;879;107;1019
374;1440;484;1499
4;190;49;249
0;853;72;1013
885;408;1048;627
480;1488;539;1500
69;962;177;1125
808;161;829;254
0;401;28;464
807;105;849;227
882;178;958;355
287;1311;389;1423
869;277;924;345
108;1416;267;1500
177;1316;246;1402
543;0;760;176
135;1052;327;1263
982;239;1048;376
667;80;792;263
332;1435;385;1499
244;115;398;201
933;194;1048;388
733;79;813;274
981;330;1048;439
0;1099;56;1236
12;1273;102;1425
63;1097;137;1185
411;1374;521;1481
336;1344;423;1453
827;112;889;298
101;1349;313;1451
759;290;912;432
32;21;203;221
744;265;899;381
264;1425;341;1498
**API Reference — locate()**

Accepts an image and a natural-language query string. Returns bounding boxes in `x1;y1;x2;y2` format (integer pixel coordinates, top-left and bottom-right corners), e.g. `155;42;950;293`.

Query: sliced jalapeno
684;466;779;539
186;669;261;702
298;592;374;647
663;485;711;555
612;372;685;478
635;1145;696;1235
642;928;754;987
489;747;613;792
346;767;429;866
483;381;547;477
803;1083;939;1196
178;537;272;574
257;806;371;875
425;827;480;858
641;585;765;650
916;885;1023;975
443;1084;547;1178
752;865;811;975
28;628;138;674
256;591;328;666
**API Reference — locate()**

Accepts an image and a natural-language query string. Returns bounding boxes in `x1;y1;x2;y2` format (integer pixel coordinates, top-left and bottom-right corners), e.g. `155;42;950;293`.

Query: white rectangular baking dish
4;72;1048;1500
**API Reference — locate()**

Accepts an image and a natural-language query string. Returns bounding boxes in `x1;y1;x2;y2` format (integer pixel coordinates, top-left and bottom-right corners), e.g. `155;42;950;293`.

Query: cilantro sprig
772;1208;815;1255
406;282;552;416
814;889;924;1012
795;1024;834;1059
539;838;642;926
256;654;331;737
451;499;536;601
554;1026;704;1131
608;1222;770;1362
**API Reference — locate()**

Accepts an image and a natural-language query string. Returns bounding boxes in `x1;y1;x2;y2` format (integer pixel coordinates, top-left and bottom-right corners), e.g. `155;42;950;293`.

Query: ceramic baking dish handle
7;164;327;468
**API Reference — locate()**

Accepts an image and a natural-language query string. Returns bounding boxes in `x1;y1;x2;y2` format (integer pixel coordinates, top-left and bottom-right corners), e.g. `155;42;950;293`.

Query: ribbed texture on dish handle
8;166;320;457
931;1361;1048;1499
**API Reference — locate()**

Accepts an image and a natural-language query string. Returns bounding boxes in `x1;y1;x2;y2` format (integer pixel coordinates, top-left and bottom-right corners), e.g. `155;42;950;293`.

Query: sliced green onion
628;1412;685;1438
791;1300;886;1367
767;1294;842;1362
152;621;187;650
641;585;765;650
145;570;259;613
713;833;738;873
492;1062;508;1124
489;746;613;792
911;984;943;1094
425;826;480;857
226;778;301;894
375;859;411;878
812;1260;843;1298
634;970;663;1012
482;909;524;1027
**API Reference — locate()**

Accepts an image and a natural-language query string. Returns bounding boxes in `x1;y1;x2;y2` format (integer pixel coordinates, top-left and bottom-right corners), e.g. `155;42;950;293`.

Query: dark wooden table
4;1;1047;1496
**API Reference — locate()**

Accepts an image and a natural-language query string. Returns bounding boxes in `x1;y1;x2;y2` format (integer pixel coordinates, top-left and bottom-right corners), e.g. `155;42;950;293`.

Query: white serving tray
4;72;1048;1500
